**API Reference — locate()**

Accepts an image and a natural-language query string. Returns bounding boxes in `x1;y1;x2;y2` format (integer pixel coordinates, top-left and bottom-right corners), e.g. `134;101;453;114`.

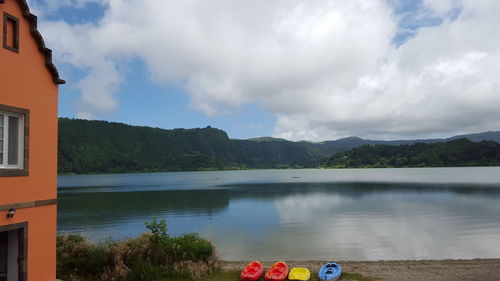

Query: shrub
57;218;220;281
169;233;216;262
56;233;109;280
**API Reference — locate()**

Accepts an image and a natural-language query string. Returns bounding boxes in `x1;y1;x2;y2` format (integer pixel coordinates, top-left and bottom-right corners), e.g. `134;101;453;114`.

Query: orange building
0;0;64;280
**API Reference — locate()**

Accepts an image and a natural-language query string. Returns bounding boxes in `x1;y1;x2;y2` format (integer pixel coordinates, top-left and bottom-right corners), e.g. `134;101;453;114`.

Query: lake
58;167;500;261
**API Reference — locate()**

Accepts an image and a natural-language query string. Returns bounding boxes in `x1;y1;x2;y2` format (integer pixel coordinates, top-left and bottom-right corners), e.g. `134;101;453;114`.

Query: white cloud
40;20;123;116
76;111;93;120
38;0;500;140
422;0;458;17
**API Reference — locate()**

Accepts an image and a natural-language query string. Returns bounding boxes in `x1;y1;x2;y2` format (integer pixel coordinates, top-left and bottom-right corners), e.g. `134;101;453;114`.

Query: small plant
145;217;169;240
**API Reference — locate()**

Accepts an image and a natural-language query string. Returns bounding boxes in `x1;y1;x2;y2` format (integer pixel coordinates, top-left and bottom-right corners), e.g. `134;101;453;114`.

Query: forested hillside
324;139;500;168
58;118;337;173
58;118;500;173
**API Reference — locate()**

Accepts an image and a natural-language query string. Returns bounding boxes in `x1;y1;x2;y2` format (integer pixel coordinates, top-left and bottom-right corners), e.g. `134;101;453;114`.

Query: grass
160;270;379;281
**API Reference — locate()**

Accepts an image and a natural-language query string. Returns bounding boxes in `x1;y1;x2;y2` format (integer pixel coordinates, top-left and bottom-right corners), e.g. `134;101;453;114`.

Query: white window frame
0;110;24;170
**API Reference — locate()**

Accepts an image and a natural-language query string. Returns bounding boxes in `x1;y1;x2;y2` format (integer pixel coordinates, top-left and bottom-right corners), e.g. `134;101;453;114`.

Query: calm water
58;167;500;261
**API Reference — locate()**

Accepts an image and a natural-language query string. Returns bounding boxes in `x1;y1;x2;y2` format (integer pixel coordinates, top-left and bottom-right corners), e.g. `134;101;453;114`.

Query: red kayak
265;261;289;281
240;261;264;281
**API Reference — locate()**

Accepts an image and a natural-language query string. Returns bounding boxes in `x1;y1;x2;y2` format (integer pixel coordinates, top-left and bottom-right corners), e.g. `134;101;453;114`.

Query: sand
223;259;500;281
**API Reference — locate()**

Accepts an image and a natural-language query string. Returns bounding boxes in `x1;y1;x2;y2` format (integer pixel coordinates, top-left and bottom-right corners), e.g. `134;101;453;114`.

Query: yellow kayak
288;267;311;280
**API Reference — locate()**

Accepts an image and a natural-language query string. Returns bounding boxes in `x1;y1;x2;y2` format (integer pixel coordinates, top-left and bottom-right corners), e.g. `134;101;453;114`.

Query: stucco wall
0;0;59;204
1;0;60;280
0;205;57;281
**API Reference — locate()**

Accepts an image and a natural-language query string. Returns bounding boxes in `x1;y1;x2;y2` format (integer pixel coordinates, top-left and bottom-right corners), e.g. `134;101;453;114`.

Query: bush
57;218;220;281
56;233;109;280
169;233;216;262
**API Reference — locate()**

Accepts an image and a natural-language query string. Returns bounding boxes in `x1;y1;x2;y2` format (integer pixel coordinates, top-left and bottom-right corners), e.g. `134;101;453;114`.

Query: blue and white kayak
318;262;342;281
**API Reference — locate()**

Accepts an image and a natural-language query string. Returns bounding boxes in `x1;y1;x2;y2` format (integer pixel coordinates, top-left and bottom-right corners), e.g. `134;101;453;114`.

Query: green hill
58;118;336;173
58;118;500;174
324;138;500;168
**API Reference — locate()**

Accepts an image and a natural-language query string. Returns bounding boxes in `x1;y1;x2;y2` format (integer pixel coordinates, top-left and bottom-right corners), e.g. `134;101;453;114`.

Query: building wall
0;0;59;204
0;206;57;281
1;0;59;280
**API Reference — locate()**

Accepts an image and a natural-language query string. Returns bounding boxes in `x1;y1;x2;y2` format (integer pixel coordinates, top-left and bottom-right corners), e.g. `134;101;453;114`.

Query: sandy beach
224;259;500;281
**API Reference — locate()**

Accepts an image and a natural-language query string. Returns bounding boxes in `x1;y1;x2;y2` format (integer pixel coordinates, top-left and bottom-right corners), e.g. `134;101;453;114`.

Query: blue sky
32;0;500;141
57;57;277;139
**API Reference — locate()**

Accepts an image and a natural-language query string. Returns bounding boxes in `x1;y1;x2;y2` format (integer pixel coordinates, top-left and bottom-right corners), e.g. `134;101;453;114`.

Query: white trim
0;110;24;169
0;113;6;167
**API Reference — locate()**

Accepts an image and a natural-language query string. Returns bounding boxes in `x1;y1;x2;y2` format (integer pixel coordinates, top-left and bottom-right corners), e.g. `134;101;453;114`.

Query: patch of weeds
204;270;242;281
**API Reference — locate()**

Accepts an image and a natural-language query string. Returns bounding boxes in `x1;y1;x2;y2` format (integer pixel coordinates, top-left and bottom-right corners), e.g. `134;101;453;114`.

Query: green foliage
142;217;216;263
145;217;168;240
169;233;216;262
324;139;500;168
56;233;109;279
126;261;165;281
58;118;500;173
58;118;337;173
57;219;220;281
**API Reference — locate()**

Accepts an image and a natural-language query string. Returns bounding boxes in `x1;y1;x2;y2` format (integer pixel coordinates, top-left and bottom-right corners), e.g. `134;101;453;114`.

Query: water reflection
58;169;500;260
269;189;500;260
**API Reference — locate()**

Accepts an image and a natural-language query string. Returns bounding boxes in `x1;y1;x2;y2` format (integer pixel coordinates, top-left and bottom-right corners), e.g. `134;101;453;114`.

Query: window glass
0;114;3;165
0;109;25;171
8;116;19;165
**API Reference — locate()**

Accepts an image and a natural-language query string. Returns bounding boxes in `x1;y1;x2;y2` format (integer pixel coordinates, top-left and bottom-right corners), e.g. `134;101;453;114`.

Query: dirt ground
223;259;500;281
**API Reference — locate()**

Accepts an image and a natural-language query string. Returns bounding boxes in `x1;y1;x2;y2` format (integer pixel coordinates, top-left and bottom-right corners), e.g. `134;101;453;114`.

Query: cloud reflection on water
267;190;500;260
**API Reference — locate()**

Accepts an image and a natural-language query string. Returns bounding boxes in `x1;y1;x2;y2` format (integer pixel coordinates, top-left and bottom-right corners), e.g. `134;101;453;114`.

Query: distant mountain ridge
321;131;500;149
58;118;500;173
447;131;500;143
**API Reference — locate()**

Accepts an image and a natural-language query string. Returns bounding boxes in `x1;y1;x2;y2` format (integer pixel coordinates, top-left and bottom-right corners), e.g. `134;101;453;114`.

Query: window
3;13;19;53
0;105;28;175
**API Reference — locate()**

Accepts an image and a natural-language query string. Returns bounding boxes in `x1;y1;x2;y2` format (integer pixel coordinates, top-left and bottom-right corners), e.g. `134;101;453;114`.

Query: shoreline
223;259;500;281
57;165;500;176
